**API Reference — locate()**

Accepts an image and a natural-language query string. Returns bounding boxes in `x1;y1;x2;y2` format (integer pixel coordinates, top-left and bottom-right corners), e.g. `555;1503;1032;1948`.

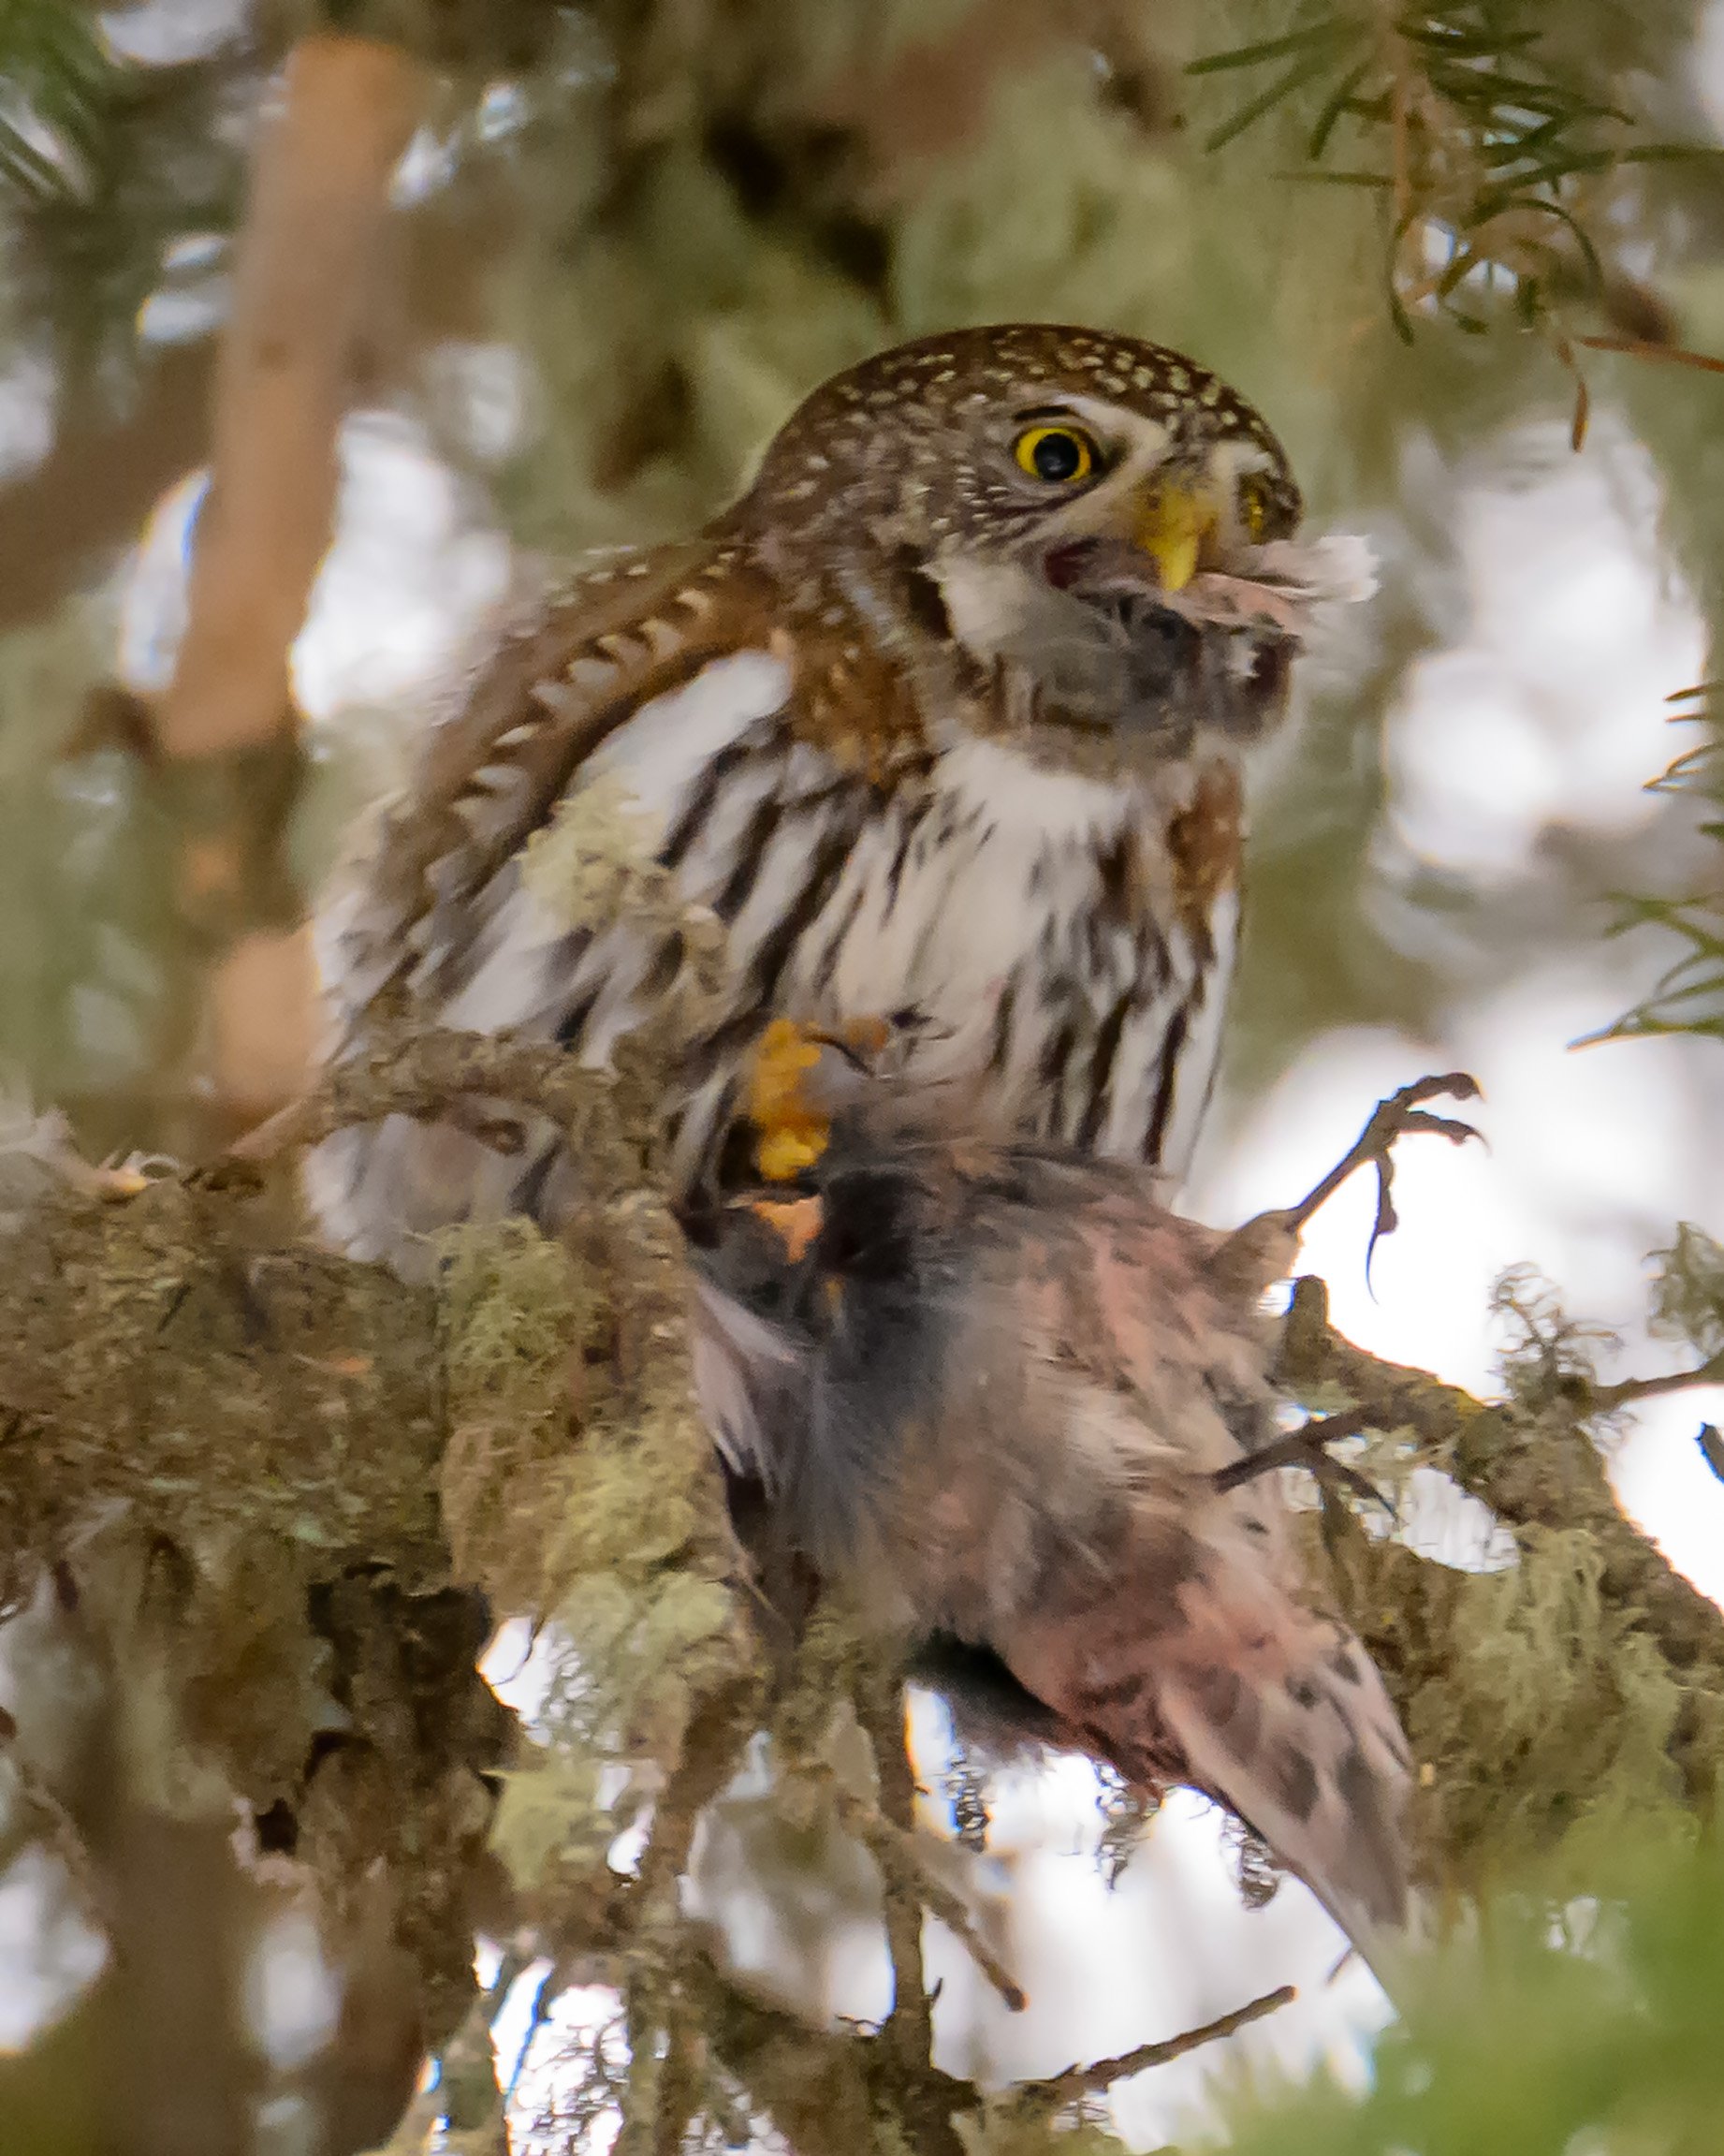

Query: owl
309;324;1370;1264
682;1052;1413;1970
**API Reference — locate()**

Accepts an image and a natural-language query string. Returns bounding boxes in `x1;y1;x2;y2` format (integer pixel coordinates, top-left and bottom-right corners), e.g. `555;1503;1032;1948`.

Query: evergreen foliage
1213;1833;1724;2156
0;2;249;391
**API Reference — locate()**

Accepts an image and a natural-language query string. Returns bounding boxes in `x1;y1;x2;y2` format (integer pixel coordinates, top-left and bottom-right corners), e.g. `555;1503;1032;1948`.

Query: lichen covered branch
10;1030;1724;2146
1278;1272;1724;1888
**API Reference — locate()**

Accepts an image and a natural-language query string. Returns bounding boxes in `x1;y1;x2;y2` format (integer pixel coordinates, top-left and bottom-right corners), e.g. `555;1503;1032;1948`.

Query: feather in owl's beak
1132;483;1222;594
1048;526;1378;643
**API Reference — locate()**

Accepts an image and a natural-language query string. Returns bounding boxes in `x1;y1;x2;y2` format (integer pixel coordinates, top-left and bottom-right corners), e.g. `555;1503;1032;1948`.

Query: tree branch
795;1758;1027;2016
1003;1984;1296;2113
1278;1273;1724;1689
159;33;427;761
226;1024;625;1168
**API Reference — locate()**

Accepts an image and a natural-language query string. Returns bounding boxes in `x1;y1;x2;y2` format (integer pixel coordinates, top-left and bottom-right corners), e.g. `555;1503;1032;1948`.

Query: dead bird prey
682;1049;1476;1969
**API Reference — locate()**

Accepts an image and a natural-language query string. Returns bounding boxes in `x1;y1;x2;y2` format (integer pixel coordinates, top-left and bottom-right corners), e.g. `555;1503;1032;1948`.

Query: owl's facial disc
996;398;1290;602
926;402;1327;750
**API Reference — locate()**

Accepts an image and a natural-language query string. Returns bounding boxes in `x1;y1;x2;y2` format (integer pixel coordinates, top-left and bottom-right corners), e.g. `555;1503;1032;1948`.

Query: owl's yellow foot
746;1016;892;1182
750;1019;826;1181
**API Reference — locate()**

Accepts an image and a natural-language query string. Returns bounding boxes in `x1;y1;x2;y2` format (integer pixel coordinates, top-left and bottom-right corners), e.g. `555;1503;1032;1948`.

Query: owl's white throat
930;554;1046;656
930;548;1195;755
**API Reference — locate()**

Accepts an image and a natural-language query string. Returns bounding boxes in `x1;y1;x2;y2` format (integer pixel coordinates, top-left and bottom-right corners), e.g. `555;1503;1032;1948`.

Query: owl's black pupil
1031;431;1085;482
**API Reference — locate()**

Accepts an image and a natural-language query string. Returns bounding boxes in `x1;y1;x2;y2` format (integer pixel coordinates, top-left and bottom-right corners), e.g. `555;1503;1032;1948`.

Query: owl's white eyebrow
1012;403;1084;423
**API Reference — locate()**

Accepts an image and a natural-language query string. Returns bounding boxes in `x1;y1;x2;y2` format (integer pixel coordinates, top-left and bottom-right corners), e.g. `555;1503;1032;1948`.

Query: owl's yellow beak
1132;483;1220;594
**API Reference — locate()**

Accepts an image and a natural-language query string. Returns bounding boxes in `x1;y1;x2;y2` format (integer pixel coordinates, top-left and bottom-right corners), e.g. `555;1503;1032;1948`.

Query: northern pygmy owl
683;1061;1412;1970
309;324;1369;1261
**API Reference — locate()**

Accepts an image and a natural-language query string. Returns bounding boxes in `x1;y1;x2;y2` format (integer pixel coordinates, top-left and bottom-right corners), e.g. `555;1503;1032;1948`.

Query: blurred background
4;2;1724;2149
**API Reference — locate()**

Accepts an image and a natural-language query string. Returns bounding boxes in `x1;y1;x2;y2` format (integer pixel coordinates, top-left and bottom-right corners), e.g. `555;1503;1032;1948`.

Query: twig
635;1677;764;1914
1278;1276;1724;1724
1211;1402;1397;1511
1573;333;1724;374
618;1677;763;2155
225;1025;621;1165
1591;1354;1724;1410
795;1760;1027;2015
855;1671;939;2072
1005;1984;1295;2111
686;1943;956;2156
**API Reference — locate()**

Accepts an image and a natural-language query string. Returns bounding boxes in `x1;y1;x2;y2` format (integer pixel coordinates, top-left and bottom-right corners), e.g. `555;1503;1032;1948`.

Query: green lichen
436;1198;761;1900
490;1744;610;1889
547;1571;740;1767
1313;1445;1719;1899
1414;1524;1692;1885
521;770;673;937
437;1215;590;1606
1648;1221;1724;1360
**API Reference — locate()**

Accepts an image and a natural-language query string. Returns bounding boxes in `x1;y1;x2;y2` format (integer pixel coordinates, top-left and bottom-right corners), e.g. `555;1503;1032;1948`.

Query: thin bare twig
1006;1984;1295;2110
1573;333;1724;374
1211;1403;1397;1514
1591;1354;1724;1410
796;1759;1027;2016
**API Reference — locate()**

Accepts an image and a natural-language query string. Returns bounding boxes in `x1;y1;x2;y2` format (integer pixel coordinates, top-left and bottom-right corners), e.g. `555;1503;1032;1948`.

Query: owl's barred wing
320;535;774;1028
307;650;834;1261
309;537;816;1263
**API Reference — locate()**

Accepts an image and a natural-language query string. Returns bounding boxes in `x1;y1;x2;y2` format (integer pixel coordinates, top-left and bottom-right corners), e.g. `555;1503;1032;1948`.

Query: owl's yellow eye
1238;474;1274;542
1014;424;1099;485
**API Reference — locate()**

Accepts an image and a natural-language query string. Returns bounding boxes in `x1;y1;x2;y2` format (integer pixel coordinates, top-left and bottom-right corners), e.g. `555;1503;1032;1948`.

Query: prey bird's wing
996;1445;1412;1966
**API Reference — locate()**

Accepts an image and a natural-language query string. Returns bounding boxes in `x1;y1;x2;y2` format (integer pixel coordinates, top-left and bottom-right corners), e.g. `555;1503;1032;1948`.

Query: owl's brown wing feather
322;533;774;1025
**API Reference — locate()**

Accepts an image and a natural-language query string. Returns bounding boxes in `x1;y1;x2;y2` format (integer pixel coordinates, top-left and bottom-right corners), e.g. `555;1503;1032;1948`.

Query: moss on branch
8;1034;1724;2145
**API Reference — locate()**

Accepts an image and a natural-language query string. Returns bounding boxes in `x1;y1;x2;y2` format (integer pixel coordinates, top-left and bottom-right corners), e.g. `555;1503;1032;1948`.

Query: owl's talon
1212;1406;1395;1518
1278;1073;1483;1271
745;1015;902;1181
748;1019;832;1181
746;1193;825;1264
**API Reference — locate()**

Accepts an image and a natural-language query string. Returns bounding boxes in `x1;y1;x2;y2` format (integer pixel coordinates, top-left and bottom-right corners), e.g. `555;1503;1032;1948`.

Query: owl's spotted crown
743;322;1301;543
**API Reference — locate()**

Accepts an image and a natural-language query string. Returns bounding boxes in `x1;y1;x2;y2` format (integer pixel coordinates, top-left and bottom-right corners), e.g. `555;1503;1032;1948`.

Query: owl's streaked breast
310;641;1237;1264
